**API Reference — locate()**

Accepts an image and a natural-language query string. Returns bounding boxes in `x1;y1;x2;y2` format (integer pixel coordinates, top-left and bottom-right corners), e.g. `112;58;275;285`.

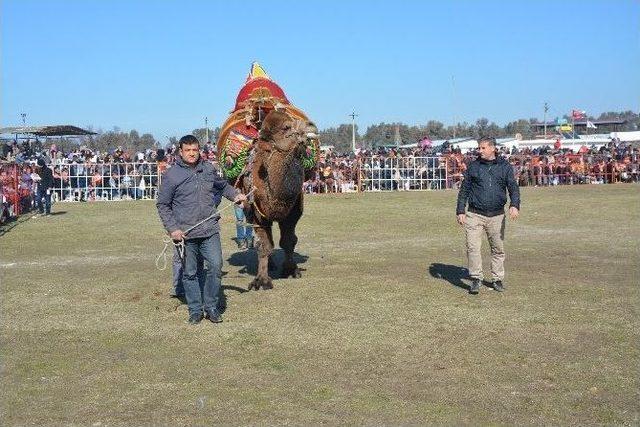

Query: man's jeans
234;204;253;240
172;246;204;297
183;234;223;316
36;187;52;214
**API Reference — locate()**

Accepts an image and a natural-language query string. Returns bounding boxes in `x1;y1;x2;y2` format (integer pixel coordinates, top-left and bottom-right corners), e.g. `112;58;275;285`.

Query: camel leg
249;225;274;290
279;199;302;279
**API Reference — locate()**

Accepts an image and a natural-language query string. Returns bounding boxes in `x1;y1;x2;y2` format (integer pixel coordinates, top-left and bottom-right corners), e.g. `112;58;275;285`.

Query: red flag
571;109;586;120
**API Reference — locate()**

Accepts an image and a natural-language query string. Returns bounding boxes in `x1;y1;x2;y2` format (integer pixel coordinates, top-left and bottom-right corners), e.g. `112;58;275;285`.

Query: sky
1;0;639;140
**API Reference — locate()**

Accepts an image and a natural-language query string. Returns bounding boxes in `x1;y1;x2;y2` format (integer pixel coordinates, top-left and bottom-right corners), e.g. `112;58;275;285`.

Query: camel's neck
263;148;304;202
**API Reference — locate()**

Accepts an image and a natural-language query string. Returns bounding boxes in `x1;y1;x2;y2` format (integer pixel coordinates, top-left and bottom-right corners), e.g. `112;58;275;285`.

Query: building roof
0;125;97;136
531;119;626;128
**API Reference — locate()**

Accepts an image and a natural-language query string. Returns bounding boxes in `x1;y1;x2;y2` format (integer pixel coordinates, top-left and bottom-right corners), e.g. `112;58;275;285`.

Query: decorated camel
216;63;319;290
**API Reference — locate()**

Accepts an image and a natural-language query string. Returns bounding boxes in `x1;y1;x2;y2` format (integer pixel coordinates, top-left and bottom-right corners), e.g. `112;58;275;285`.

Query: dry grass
1;185;639;425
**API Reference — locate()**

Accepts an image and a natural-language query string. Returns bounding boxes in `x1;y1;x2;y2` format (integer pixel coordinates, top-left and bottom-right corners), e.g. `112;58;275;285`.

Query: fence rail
48;162;160;202
358;156;450;191
2;157;639;223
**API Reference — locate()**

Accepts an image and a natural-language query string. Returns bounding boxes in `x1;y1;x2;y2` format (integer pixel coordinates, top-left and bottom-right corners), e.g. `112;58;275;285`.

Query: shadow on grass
428;263;470;291
171;284;248;314
0;214;32;238
227;249;309;277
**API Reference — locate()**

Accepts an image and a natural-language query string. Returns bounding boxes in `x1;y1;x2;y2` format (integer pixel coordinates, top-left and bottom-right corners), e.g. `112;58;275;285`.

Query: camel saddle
216;62;319;180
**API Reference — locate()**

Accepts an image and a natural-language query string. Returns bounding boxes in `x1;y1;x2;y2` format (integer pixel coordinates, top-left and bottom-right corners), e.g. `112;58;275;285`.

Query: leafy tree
425;120;445;139
320;124;361;153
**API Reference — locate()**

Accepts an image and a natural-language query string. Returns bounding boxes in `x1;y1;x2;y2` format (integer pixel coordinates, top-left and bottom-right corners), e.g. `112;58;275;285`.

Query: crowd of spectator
305;139;640;193
1;137;638;224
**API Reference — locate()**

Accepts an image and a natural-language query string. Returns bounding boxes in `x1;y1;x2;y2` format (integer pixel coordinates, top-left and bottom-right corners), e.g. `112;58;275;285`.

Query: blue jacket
156;157;238;239
456;156;520;217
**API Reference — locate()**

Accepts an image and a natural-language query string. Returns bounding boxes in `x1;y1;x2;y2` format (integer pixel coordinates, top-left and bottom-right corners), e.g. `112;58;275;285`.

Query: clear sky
1;0;638;140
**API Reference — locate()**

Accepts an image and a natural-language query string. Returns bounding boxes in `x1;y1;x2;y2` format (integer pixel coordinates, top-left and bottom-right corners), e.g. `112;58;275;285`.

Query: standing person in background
33;159;54;217
234;205;254;250
456;137;520;295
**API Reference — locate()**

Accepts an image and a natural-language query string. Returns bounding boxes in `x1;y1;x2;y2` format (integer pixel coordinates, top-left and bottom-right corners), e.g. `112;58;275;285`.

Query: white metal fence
51;162;160;202
359;156;449;191
49;157;451;202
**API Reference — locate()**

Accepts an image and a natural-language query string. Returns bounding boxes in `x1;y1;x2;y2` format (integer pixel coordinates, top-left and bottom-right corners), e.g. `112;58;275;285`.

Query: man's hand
509;207;519;220
234;193;247;204
456;214;466;226
170;229;185;241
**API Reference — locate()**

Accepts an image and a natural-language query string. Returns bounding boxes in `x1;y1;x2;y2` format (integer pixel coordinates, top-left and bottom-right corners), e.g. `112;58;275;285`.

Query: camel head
260;110;317;155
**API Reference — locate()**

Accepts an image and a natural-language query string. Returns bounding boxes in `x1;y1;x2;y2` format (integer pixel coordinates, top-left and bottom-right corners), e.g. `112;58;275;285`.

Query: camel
216;63;319;289
238;110;317;290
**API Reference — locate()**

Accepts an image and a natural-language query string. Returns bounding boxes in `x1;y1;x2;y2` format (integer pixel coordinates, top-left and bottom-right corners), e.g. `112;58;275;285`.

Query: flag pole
586;113;588;136
543;102;549;139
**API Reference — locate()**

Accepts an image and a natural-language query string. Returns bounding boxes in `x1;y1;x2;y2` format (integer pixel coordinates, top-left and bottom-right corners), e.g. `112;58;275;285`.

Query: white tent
611;131;640;142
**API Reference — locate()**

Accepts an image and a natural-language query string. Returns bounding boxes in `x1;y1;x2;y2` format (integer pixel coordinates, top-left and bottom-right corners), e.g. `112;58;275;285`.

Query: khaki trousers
464;212;506;281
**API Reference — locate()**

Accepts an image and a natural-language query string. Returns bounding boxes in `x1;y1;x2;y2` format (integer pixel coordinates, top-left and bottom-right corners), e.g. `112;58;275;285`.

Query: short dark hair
179;135;200;148
478;136;496;146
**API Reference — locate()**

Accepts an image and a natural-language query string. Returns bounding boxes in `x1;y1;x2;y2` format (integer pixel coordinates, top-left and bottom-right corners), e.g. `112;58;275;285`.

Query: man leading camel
157;135;246;324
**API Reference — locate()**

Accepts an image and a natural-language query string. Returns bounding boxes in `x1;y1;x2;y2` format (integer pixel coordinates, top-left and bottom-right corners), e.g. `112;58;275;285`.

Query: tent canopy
0;125;96;137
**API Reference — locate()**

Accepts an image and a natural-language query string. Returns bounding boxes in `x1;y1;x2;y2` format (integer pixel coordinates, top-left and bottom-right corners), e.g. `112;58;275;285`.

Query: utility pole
19;113;27;146
543;102;549;139
451;76;457;139
394;124;401;148
204;117;209;143
349;110;358;152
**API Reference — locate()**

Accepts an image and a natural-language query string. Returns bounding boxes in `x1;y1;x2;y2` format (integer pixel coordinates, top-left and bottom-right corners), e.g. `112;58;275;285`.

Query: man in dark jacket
35;158;54;216
157;135;246;324
456;137;520;295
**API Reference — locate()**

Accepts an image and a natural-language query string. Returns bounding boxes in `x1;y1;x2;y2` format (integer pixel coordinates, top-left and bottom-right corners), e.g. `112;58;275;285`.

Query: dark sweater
456;156;520;217
156;158;238;239
39;166;54;189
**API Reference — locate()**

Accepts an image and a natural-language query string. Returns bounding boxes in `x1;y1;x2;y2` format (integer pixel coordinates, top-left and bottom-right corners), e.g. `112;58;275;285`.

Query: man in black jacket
456;137;520;294
35;158;54;216
157;135;246;324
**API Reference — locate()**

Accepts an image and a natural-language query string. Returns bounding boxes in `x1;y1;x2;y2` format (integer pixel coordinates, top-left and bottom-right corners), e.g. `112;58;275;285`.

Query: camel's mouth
257;111;319;170
272;121;316;154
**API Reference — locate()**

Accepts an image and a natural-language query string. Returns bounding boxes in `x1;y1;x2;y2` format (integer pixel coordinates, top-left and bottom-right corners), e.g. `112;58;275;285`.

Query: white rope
155;188;255;270
155;237;184;271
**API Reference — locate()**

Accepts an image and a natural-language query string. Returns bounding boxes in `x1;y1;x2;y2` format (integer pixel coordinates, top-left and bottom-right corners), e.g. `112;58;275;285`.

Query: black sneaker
493;280;505;292
469;279;481;295
188;312;203;324
205;310;223;324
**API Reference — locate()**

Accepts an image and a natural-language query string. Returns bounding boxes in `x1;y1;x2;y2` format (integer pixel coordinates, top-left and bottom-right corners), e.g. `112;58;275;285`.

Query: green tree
139;133;157;148
192;128;212;144
425;120;445;139
474;118;489;138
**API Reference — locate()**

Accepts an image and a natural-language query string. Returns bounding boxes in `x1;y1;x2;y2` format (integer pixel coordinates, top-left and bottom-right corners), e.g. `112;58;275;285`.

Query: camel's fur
240;110;317;290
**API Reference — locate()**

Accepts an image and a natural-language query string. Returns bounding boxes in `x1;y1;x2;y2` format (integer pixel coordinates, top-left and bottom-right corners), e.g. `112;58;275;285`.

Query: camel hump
217;62;320;178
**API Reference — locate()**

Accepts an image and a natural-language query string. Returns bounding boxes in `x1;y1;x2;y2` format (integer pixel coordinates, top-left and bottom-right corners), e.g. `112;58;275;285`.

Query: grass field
1;185;639;425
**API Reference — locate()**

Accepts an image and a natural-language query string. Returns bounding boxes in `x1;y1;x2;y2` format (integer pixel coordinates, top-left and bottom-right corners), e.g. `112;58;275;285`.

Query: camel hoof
249;277;273;291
